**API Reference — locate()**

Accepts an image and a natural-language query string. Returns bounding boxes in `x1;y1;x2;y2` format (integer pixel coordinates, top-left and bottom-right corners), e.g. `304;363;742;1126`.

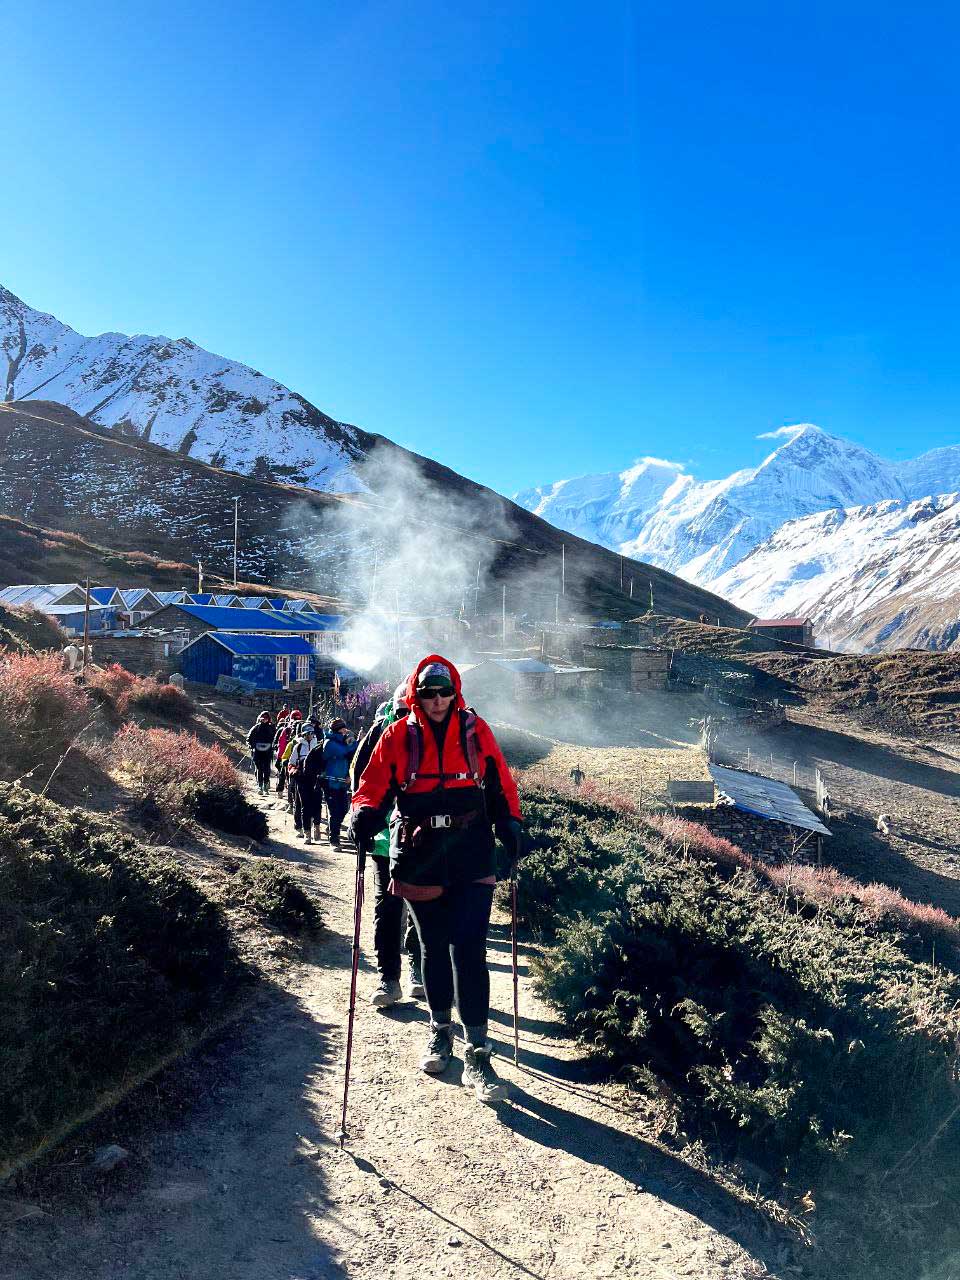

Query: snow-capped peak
0;283;366;490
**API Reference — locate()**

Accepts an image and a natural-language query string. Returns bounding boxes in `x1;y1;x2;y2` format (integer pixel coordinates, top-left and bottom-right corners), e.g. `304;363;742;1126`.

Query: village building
0;583;91;610
697;764;830;862
140;603;342;650
179;633;316;692
460;656;600;703
116;588;164;626
582;644;672;691
748;616;815;647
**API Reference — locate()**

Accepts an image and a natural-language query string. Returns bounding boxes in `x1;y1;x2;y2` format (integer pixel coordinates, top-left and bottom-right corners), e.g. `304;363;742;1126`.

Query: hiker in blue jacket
322;718;356;849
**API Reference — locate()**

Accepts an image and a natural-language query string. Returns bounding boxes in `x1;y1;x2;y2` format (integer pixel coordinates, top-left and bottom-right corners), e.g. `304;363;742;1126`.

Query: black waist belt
425;810;481;830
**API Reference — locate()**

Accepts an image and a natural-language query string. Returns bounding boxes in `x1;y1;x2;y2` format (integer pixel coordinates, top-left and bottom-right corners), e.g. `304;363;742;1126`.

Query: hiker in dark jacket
350;684;423;1008
349;655;524;1103
321;719;356;849
247;712;275;794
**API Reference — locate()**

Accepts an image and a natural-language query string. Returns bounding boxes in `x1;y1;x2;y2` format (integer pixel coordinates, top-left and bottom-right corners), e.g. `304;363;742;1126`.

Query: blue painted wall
179;636;316;689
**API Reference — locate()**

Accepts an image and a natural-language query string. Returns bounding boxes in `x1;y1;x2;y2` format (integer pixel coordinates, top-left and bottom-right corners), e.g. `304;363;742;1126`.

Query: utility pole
501;584;507;652
197;560;204;594
629;579;634;600
475;561;481;616
561;543;566;596
619;555;623;593
231;497;240;589
555;592;559;625
80;576;91;679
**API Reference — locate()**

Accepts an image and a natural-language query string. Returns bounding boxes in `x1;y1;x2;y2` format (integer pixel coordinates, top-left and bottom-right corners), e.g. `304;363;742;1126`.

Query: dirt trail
3;786;782;1280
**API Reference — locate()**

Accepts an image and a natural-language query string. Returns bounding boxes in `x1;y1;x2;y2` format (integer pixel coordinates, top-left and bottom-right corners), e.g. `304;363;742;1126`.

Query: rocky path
3;786;783;1280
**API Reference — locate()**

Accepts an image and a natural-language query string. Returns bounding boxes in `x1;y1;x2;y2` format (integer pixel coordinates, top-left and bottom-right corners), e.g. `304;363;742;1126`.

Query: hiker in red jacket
349;655;524;1103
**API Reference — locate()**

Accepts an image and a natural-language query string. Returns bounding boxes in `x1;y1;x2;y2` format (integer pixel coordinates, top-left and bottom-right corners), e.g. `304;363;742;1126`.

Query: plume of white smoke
286;444;518;679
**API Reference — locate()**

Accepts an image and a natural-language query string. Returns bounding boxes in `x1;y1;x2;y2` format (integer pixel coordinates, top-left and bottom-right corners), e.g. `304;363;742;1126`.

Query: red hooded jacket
351;655;520;886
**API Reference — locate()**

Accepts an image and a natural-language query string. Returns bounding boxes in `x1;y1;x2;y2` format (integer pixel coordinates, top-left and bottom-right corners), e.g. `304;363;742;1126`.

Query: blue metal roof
298;612;347;630
89;587;120;605
173;604;330;631
199;634;316;656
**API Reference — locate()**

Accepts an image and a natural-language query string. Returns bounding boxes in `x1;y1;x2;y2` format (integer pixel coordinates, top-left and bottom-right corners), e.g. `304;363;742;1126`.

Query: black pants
294;776;319;831
371;856;421;980
253;752;272;788
276;759;287;793
408;882;494;1028
327;786;349;842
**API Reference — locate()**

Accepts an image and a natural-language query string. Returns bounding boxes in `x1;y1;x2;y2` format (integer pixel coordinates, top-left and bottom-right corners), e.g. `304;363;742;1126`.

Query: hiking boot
369;979;402;1008
420;1023;453;1074
462;1042;506;1103
405;964;425;1001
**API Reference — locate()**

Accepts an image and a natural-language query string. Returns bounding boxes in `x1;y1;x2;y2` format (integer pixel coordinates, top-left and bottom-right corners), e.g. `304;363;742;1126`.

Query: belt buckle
432;814;452;829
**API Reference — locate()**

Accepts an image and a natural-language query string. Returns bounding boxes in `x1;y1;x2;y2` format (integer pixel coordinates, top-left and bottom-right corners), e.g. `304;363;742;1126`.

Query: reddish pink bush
0;651;91;763
88;664;192;722
113;724;238;793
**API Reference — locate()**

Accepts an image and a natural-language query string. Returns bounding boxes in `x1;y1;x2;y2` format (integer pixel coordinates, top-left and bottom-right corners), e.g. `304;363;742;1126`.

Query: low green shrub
519;785;960;1186
0;785;249;1171
182;780;267;842
229;860;322;934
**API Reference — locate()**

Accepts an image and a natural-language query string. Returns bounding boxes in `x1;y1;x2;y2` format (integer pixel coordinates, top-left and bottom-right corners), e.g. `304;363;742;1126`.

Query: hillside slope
1;285;366;489
0;401;750;627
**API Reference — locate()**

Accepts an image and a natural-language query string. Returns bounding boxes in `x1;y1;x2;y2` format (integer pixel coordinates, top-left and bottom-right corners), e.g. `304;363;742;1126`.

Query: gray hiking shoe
369;979;402;1009
420;1024;453;1074
405;964;425;1001
463;1042;506;1103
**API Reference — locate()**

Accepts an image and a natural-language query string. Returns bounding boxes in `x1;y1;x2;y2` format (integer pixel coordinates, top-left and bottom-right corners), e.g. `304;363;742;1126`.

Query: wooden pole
80;576;91;679
232;496;239;588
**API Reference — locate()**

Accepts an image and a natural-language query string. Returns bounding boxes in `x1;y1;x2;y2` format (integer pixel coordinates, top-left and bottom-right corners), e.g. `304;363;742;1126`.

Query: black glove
349;806;382;855
496;818;525;874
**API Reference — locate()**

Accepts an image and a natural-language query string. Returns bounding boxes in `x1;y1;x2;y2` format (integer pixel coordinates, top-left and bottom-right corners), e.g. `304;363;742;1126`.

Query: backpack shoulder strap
459;707;481;781
402;713;423;789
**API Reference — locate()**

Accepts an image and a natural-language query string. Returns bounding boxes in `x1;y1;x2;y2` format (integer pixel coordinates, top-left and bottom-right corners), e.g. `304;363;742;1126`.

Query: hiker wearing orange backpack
349;656;523;1103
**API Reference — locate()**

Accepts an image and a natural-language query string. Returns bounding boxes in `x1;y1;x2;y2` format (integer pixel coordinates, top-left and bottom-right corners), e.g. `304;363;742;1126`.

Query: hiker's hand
349;806;381;855
496;818;525;871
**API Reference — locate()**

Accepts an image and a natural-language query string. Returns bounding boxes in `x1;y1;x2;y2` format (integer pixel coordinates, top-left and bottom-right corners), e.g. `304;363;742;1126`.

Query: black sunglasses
419;687;455;700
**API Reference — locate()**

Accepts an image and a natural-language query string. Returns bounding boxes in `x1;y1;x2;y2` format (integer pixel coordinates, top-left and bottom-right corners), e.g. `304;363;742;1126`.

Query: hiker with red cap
349;655;524;1103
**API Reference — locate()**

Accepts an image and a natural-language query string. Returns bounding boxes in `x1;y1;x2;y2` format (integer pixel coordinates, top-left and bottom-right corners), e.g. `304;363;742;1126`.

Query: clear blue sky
3;1;959;491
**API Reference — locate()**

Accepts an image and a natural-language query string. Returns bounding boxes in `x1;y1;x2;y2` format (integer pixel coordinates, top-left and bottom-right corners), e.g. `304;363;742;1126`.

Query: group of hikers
245;654;525;1104
246;706;355;846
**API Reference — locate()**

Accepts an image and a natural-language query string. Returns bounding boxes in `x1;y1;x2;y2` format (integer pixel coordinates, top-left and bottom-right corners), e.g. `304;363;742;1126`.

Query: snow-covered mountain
0;284;366;489
711;493;960;652
517;425;939;582
516;457;692;548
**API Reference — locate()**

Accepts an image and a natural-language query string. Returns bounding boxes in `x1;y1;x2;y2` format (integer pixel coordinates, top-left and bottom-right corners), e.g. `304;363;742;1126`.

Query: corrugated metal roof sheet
749;617;810;628
708;764;830;836
202;634;315;656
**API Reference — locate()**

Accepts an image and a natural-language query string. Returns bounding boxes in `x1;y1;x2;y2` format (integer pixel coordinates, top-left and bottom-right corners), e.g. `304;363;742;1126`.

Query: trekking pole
510;874;520;1066
337;847;366;1147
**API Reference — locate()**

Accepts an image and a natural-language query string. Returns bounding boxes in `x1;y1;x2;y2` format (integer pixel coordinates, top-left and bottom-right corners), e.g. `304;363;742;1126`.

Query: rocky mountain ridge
0;284;368;489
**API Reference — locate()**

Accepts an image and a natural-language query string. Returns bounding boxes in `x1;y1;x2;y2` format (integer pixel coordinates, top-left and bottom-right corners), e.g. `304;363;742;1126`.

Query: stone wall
94;634;181;677
675;803;821;864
